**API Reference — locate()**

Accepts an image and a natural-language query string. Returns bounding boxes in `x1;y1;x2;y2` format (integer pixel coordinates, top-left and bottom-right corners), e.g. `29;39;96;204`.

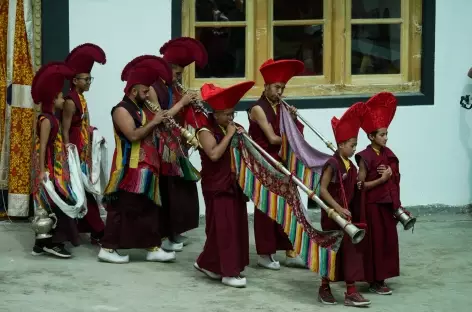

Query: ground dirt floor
0;213;471;312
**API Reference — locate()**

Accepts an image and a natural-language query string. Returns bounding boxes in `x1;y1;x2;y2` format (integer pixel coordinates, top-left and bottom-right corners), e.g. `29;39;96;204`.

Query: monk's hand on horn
288;105;297;119
335;205;352;219
236;126;246;134
227;122;237;136
152;110;167;125
181;93;194;106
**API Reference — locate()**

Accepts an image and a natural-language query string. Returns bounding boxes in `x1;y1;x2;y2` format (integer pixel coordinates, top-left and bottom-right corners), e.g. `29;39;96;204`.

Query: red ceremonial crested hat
201;81;255;111
121;55;172;85
331;102;367;144
123;67;160;94
259;59;305;84
65;43;106;74
160;37;208;68
361;92;397;134
32;62;75;114
121;55;172;93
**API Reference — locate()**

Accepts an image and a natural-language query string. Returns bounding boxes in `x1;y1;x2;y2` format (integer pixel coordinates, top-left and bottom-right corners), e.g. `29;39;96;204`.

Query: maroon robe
320;153;365;282
100;97;162;249
196;118;249;276
153;80;200;239
36;114;80;246
64;90;105;236
355;145;400;282
247;95;303;255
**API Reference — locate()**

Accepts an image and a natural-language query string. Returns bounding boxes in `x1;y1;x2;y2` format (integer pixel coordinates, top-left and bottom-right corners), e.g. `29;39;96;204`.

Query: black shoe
43;244;72;258
31;245;45;256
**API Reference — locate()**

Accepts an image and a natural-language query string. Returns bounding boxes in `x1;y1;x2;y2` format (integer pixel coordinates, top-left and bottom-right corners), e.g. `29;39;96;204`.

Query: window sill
236;90;433;111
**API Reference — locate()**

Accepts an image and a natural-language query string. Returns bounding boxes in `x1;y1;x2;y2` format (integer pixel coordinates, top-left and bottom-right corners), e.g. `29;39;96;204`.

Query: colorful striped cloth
279;104;331;195
231;134;344;280
280;135;322;192
32;117;78;213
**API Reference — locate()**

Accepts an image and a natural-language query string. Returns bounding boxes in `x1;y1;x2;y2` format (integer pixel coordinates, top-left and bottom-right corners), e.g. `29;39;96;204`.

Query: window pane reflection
351;24;401;75
195;27;246;78
273;25;323;76
352;0;401;19
273;0;323;20
196;0;245;22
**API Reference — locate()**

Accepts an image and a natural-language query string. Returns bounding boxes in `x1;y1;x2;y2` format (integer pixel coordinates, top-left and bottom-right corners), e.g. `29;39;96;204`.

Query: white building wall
69;0;472;215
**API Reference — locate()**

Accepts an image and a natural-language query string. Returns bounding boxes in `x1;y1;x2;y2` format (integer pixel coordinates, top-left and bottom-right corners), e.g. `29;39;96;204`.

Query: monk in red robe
62;43;106;245
356;92;400;295
194;81;253;288
318;103;371;307
31;62;79;258
97;59;175;264
154;37;208;251
248;59;305;269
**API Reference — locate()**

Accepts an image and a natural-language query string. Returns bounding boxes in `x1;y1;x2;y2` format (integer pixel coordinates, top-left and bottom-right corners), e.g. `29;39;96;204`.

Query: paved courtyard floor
1;213;471;312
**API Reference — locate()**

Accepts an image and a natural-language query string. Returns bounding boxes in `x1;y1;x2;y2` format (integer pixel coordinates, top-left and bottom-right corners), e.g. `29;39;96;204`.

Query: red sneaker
369;282;393;295
344;292;371;307
318;286;337;305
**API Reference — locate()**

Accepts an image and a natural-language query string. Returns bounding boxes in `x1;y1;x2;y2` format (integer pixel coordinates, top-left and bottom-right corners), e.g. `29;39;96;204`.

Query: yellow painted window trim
181;0;422;99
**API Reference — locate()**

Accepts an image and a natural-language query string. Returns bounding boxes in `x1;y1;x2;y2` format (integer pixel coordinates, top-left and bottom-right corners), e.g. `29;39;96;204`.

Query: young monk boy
356;92;400;295
31;62;80;258
318;102;371;307
193;81;255;288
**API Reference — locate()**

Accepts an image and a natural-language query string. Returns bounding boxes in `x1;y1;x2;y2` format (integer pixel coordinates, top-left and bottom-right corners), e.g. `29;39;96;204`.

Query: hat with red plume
160;37;208;68
121;55;172;85
360;92;397;134
32;62;75;113
259;59;304;84
201;81;255;111
331;102;367;144
121;55;172;93
65;43;106;74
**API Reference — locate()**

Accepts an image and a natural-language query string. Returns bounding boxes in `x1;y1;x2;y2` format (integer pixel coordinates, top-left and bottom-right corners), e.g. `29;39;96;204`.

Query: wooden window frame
174;0;435;110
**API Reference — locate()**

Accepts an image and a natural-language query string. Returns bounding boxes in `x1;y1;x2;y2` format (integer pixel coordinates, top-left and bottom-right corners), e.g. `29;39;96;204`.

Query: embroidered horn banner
279;104;331;194
231;134;344;280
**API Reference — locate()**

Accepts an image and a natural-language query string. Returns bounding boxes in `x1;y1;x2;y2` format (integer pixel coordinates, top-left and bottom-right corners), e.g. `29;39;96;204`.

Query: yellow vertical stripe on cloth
6;0;35;216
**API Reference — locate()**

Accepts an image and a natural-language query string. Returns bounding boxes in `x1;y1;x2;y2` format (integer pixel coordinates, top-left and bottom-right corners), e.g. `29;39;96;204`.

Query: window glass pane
196;0;245;22
352;0;401;19
273;0;323;20
351;24;401;75
273;25;323;76
195;27;246;78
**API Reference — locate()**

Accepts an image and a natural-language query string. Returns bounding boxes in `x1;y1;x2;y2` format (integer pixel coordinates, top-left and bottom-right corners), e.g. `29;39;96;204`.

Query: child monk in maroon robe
31;62;79;258
194;81;254;288
248;59;306;270
63;43;106;245
318;102;371;307
356;92;400;295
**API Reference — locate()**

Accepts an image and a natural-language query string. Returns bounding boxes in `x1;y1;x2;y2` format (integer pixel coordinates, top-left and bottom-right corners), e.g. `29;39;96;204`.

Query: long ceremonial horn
279;97;416;231
144;100;200;149
240;131;365;244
